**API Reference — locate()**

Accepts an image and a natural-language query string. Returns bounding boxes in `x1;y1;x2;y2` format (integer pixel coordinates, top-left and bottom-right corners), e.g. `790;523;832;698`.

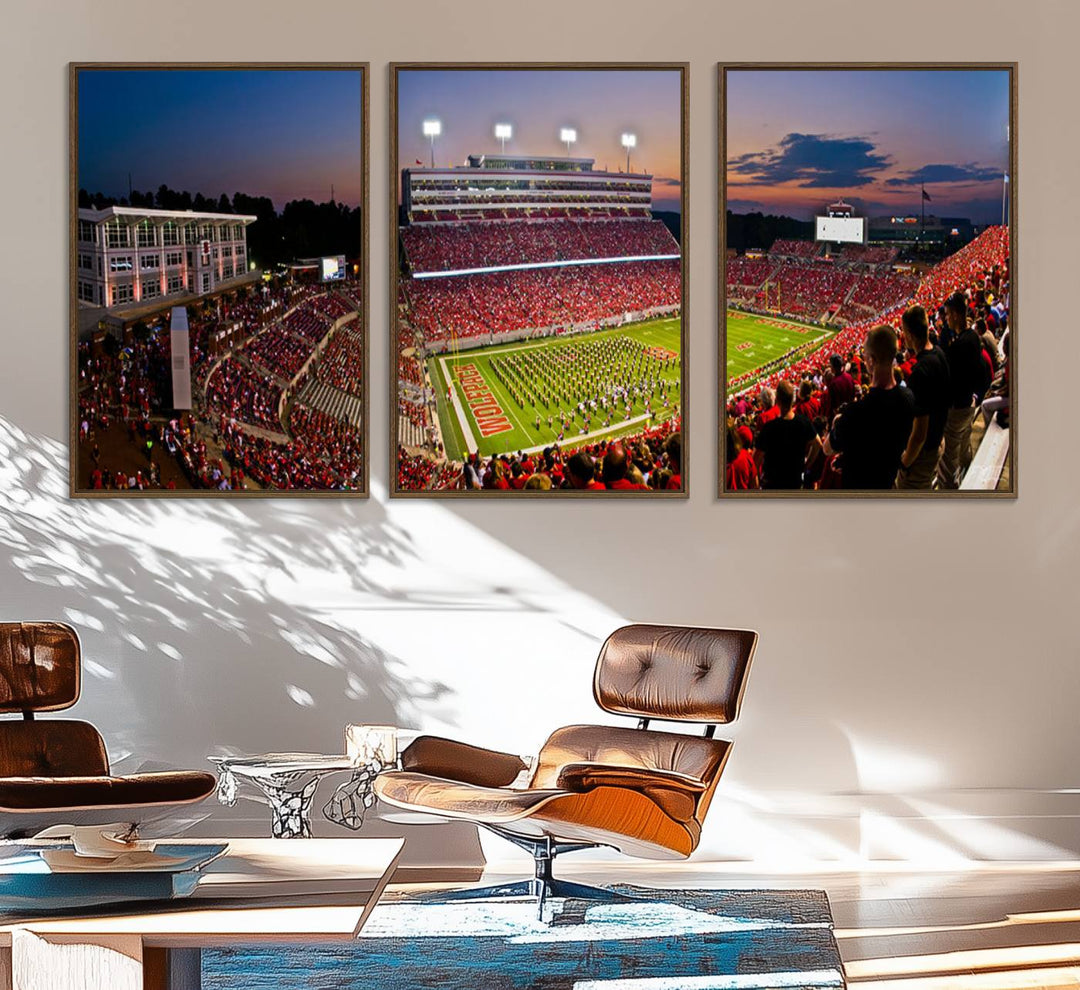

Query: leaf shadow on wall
0;415;448;770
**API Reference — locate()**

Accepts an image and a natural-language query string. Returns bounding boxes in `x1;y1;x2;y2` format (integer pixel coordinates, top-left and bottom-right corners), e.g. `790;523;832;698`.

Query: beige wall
0;0;1077;864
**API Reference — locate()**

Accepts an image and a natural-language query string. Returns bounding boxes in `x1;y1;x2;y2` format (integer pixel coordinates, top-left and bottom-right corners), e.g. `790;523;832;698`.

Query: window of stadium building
77;219;95;243
222;263;234;279
109;256;133;273
165;251;183;267
136;222;156;248
232;224;242;240
104;220;131;249
199;224;214;242
141;279;161;299
111;283;133;305
78;253;93;270
77;281;94;302
140;254;160;270
166;274;185;294
162;222;180;246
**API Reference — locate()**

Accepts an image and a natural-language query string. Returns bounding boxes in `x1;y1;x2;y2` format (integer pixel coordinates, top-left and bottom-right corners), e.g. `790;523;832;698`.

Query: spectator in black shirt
826;325;914;489
897;305;951;490
755;380;818;490
937;290;983;489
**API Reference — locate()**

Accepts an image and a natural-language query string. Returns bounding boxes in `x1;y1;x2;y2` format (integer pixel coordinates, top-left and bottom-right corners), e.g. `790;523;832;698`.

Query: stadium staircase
297;378;363;429
825;280;863;323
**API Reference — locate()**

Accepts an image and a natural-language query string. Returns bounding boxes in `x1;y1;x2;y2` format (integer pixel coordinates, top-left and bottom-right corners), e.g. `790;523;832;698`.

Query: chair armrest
400;735;529;789
556;763;707;823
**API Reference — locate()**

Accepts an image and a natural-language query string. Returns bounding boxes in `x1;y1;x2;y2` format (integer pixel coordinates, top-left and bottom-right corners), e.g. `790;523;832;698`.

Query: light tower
494;122;512;154
560;127;577;157
621;132;637;173
422;118;441;168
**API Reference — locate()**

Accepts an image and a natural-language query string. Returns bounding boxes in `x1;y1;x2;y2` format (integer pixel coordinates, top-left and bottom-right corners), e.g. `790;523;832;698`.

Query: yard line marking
517;413;653;455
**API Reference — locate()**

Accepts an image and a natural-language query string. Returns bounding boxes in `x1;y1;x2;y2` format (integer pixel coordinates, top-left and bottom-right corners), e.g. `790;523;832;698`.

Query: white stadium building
75;206;257;329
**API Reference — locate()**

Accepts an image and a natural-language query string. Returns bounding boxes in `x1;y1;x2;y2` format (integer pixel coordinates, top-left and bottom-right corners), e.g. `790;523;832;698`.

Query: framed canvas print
71;63;368;496
720;64;1015;497
391;63;688;496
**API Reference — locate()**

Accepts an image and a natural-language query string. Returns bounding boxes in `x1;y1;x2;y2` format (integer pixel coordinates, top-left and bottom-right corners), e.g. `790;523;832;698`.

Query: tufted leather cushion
375;772;564;823
0;622;80;713
0;771;217;812
0;720;108;777
531;724;729;792
593;624;757;723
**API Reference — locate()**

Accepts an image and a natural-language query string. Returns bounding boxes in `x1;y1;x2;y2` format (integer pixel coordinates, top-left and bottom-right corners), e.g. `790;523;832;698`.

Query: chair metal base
408;876;637;921
408;827;635;921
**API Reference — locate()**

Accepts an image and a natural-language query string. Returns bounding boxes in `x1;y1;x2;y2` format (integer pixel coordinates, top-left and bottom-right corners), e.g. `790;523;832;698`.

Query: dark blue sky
78;69;363;210
397;69;683;212
727;69;1010;223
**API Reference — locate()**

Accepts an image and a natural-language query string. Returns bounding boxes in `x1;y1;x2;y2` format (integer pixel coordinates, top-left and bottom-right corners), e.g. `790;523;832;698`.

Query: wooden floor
414;860;1080;989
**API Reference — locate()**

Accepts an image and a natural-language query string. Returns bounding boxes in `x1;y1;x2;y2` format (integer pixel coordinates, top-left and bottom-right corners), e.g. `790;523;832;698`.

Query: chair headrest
594;624;756;724
0;622;81;714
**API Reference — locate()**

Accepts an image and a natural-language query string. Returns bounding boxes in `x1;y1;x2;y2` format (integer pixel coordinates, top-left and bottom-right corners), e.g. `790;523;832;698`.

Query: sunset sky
397;68;684;212
726;69;1009;223
78;69;364;210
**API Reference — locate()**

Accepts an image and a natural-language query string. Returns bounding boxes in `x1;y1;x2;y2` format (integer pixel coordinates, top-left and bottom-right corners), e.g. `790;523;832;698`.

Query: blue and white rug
204;886;845;989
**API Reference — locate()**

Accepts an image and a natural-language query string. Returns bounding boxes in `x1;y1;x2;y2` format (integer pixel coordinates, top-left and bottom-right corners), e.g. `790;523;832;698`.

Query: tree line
725;211;813;254
78;184;362;269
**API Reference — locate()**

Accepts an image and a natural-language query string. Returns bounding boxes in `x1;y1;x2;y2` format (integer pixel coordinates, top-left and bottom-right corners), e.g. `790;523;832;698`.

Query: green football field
726;311;834;386
427;318;682;462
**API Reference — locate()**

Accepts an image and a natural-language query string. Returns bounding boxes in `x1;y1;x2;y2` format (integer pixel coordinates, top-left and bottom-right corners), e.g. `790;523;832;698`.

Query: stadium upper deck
402;154;654;224
400;153;679;280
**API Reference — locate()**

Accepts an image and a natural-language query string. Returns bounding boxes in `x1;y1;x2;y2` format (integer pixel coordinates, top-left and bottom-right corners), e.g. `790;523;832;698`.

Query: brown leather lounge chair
375;624;757;914
0;622;217;838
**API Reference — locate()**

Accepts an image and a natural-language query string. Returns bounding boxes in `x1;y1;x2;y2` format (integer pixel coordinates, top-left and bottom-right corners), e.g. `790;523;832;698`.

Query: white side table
209;754;354;839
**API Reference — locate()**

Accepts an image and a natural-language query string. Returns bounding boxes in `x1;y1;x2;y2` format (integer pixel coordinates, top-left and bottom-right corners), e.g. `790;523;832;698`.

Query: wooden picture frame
390;63;689;498
718;63;1017;498
70;62;369;498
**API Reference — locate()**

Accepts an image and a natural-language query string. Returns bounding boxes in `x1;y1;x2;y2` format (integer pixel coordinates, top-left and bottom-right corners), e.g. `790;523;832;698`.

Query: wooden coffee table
0;836;403;990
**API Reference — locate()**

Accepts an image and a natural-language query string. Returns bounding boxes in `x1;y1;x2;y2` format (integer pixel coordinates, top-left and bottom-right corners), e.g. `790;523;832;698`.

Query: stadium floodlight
494;122;512;153
560;127;577;155
621;132;637;173
422;118;442;167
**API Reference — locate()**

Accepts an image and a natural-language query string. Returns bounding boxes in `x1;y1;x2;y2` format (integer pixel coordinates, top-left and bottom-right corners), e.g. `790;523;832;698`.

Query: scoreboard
815;216;867;244
321;255;346;282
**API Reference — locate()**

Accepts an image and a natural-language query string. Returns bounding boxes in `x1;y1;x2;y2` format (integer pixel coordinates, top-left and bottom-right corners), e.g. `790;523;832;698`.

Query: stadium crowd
725;225;1010;492
769;239;823;259
401;218;677;273
77;282;366;492
403;260;680;344
754;262;859;320
313;324;364;397
397;417;683;493
204;357;284;432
